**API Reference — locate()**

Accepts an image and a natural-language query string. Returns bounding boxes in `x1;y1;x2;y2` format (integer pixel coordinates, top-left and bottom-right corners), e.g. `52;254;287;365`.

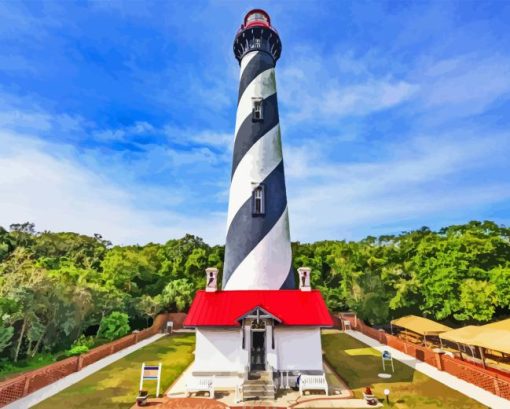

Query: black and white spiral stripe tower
223;10;294;290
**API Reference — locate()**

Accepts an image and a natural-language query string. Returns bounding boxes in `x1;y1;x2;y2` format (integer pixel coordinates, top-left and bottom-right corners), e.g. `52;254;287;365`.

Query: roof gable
236;306;282;323
184;289;334;327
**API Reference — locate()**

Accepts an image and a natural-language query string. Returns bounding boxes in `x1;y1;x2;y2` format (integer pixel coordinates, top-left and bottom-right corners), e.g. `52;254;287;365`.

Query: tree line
0;220;509;367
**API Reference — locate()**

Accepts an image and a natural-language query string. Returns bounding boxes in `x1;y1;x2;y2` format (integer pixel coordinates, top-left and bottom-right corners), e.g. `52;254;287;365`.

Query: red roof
184;290;334;327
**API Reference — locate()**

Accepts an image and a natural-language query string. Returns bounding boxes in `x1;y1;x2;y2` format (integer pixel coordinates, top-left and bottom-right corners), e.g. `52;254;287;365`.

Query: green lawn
34;334;195;409
322;330;485;409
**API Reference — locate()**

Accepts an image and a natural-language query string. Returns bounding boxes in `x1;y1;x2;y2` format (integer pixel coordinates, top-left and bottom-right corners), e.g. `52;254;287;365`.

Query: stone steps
242;371;275;400
242;390;275;400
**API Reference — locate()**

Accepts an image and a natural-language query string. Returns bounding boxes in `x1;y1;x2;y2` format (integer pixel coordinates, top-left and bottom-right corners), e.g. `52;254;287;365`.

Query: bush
65;345;89;357
97;311;130;341
72;335;95;349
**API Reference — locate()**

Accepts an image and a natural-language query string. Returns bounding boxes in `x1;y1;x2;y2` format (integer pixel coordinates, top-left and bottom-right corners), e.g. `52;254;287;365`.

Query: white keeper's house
184;267;333;392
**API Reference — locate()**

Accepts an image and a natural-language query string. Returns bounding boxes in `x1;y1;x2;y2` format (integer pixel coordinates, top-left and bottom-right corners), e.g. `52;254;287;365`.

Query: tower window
252;98;263;121
254;38;261;48
252;184;265;216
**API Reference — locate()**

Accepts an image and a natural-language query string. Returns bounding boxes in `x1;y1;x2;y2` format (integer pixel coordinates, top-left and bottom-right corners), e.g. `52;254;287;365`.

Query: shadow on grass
33;333;196;409
322;332;486;409
322;333;414;389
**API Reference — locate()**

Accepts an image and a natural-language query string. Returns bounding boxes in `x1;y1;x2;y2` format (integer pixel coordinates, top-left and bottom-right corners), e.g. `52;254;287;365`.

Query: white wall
266;324;278;369
193;328;245;372
275;327;323;371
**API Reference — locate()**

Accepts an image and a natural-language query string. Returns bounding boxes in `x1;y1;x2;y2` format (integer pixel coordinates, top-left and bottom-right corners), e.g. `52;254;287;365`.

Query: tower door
250;330;266;371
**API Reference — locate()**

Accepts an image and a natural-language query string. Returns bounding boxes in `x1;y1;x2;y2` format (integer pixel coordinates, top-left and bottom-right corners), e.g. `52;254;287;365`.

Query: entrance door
250;330;266;371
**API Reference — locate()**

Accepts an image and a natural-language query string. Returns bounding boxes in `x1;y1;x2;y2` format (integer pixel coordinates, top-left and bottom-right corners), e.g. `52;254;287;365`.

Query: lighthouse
223;9;294;290
183;10;332;398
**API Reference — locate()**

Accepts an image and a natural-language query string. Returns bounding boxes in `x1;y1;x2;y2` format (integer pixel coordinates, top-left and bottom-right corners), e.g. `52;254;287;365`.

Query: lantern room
233;9;282;63
244;9;271;29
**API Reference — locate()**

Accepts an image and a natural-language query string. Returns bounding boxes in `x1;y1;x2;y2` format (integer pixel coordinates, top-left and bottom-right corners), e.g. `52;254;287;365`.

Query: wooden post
457;343;463;360
77;355;84;371
494;378;501;396
435;352;444;371
156;362;162;397
23;376;31;396
479;346;486;369
139;363;145;391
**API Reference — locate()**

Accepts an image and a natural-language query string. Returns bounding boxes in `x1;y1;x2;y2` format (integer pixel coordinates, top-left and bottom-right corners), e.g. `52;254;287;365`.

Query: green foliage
0;326;14;354
97;312;130;341
0;220;509;364
292;221;510;325
65;345;89;357
160;279;194;312
72;335;95;349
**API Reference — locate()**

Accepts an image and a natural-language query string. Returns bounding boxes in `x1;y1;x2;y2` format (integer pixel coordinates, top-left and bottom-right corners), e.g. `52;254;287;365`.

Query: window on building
254;38;261;48
252;98;263;121
252;184;265;216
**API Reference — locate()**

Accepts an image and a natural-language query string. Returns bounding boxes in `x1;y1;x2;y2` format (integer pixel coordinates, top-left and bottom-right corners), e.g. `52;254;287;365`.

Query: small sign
381;350;395;372
139;362;162;397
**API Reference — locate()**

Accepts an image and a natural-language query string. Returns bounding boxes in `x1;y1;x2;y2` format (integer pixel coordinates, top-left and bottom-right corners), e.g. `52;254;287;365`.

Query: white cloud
285;131;510;241
0;130;226;245
164;126;233;150
419;54;510;116
278;50;419;125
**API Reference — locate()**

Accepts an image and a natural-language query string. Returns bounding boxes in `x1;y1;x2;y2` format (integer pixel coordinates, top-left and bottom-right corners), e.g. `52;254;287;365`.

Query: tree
0;326;14;354
97;312;130;341
137;295;162;327
160;279;194;312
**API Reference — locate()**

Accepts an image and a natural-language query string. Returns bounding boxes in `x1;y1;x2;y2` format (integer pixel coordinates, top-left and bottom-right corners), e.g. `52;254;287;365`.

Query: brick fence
0;312;186;408
338;314;510;401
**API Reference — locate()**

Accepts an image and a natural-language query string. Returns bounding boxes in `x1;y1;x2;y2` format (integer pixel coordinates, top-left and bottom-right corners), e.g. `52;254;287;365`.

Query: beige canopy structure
391;315;452;336
439;319;510;355
482;318;510;331
439;325;480;345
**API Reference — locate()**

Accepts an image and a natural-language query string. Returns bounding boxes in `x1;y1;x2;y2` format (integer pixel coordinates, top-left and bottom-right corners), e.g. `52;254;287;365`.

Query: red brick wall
0;377;25;407
340;314;510;400
0;313;186;408
27;357;79;394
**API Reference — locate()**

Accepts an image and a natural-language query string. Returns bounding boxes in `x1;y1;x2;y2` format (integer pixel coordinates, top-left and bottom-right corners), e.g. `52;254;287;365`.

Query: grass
33;333;195;409
321;330;486;409
0;354;57;381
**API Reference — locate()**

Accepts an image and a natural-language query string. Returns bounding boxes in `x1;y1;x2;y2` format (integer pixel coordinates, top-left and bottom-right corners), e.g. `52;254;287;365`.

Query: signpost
382;350;395;372
166;320;174;334
139;362;162;398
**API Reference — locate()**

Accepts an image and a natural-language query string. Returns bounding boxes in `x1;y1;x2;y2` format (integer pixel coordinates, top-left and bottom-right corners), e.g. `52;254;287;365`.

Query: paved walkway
6;333;166;409
346;330;510;409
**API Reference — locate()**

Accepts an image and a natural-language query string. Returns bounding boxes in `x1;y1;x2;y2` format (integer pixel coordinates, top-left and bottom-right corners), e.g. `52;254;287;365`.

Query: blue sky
1;1;510;245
